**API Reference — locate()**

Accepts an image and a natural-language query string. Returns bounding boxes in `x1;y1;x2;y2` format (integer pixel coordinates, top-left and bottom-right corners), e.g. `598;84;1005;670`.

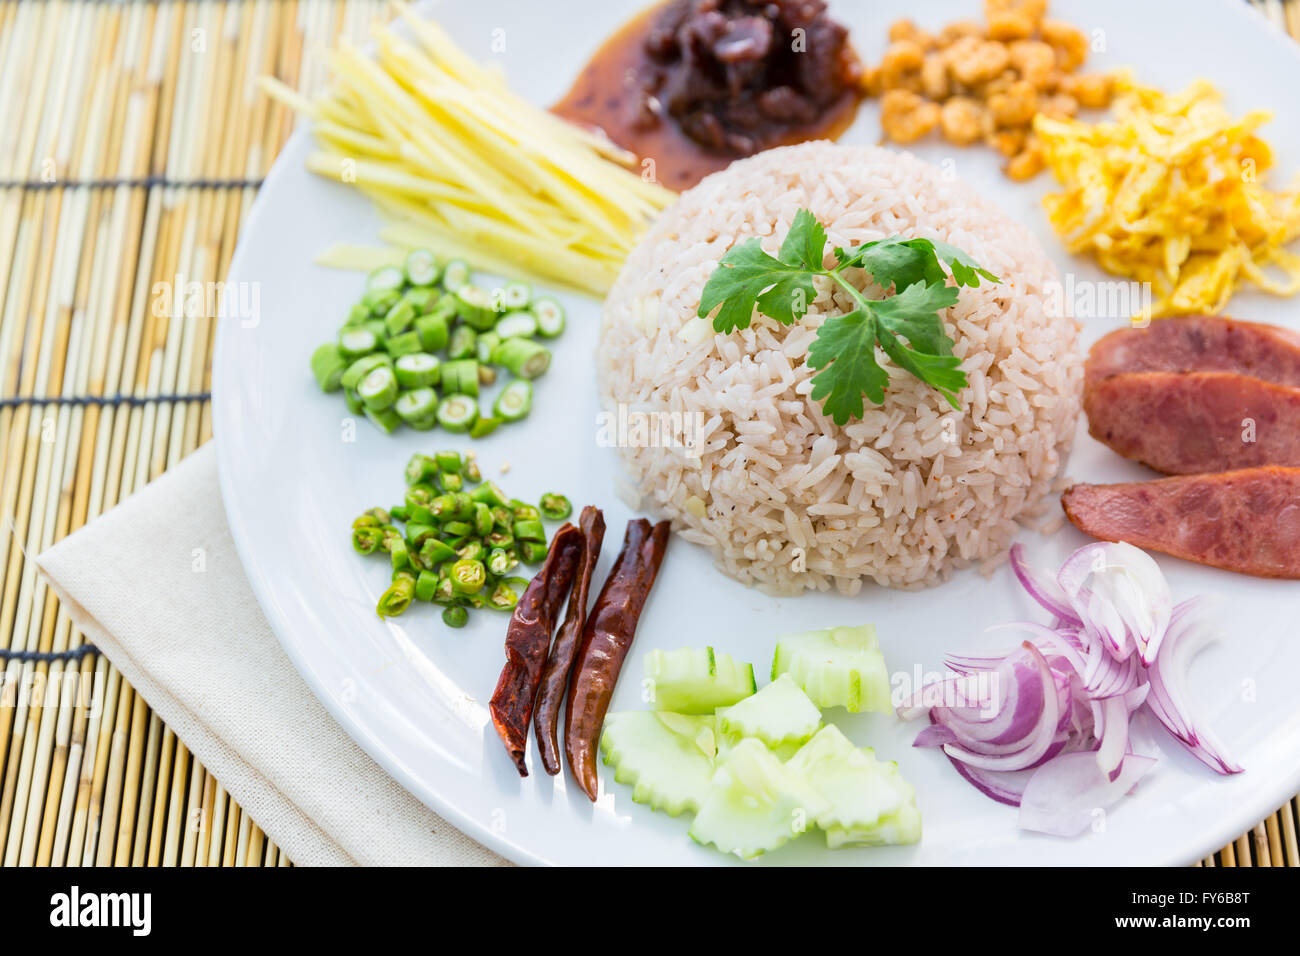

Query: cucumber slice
771;625;891;715
600;712;716;817
688;739;829;859
786;725;914;841
644;647;756;714
533;296;565;338
715;674;821;749
823;764;922;848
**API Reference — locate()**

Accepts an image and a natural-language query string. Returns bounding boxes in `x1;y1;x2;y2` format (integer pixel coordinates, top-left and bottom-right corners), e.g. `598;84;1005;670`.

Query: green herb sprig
697;209;999;425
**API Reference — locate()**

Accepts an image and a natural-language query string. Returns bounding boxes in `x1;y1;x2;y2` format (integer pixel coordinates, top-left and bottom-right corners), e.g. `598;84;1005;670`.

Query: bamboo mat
0;0;1298;869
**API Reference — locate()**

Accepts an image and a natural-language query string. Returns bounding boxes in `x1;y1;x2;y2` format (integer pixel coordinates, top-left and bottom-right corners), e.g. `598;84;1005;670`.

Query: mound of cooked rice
596;142;1081;594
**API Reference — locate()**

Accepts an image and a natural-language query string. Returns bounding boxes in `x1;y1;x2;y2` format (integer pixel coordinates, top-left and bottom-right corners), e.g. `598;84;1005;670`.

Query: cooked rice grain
596;143;1082;594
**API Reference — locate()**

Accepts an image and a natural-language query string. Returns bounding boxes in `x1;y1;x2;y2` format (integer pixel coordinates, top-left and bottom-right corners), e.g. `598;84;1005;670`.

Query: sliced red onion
1057;542;1171;665
898;541;1242;835
1010;543;1081;625
1145;596;1243;775
1018;752;1158;837
942;644;1060;772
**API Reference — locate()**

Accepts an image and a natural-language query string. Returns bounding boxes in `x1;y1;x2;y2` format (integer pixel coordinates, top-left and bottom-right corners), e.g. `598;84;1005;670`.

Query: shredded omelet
1034;75;1300;317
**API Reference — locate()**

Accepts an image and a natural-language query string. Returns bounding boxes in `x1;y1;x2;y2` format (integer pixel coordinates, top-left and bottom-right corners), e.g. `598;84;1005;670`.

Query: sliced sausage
1085;316;1300;390
1062;466;1300;578
1085;371;1300;474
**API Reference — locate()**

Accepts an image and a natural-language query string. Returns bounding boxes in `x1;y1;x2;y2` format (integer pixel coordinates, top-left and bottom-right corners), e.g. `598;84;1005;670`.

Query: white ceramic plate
214;0;1300;865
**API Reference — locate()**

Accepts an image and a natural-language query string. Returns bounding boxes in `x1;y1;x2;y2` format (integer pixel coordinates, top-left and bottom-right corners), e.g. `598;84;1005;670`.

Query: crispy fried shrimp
881;89;941;143
939;96;985;146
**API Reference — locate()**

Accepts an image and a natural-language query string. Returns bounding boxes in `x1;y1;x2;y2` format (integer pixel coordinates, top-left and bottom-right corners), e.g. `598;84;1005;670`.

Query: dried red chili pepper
533;506;606;776
565;518;671;800
489;523;584;776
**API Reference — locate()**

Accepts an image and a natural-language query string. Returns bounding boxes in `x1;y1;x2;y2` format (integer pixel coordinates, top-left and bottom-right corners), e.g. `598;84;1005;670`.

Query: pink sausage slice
1085;371;1300;475
1085;316;1300;390
1062;466;1300;579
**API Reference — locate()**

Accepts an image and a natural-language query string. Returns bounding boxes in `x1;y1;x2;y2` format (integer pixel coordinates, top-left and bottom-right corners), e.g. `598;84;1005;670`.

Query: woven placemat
1;0;1297;868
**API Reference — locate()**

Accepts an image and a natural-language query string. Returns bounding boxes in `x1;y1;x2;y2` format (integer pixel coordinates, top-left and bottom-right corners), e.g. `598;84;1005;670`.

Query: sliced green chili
449;558;486;595
538;493;573;521
415;570;439;602
377;576;415;618
520;540;548;564
441;605;469;628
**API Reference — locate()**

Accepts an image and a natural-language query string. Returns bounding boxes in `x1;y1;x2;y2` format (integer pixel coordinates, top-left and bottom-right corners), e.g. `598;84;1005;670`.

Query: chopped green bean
364;406;402;434
338;327;380;360
493;379;532;421
402;286;440;313
441;259;471;293
414;312;450;352
366;265;405;294
441;605;469;628
538;493;573;521
498;280;532;311
394;387;439;424
449;558;486;595
478;365;497;387
310;344;347;392
492;338;551;379
394;352;440;389
341;353;391;391
448;324;477;361
469;415;501;439
384;298;417;337
385;330;424;358
343;387;364;414
404;248;441;287
439;359;479;397
476;331;500;365
436;393;479;432
533;297;566;338
495;310;538;340
361;286;401;316
346;302;370;325
454;284;498;331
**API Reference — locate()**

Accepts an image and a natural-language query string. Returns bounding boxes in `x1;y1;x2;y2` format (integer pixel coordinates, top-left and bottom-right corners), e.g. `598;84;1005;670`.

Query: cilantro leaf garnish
697;209;999;425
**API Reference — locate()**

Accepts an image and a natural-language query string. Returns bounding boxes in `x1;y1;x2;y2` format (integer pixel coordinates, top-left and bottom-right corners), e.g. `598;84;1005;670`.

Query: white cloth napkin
36;443;506;867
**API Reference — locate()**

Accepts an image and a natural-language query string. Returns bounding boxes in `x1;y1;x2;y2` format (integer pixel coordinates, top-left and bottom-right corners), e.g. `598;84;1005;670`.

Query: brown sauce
553;2;862;192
